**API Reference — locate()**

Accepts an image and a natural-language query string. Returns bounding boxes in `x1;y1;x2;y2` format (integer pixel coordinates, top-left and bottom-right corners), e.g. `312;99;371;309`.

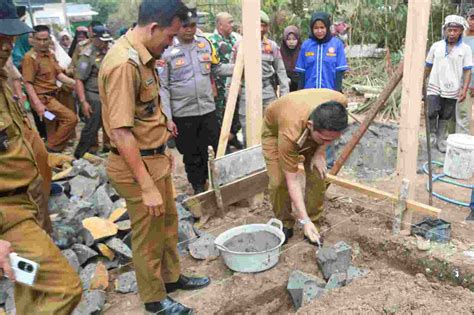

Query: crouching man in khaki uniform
99;1;210;314
262;89;348;245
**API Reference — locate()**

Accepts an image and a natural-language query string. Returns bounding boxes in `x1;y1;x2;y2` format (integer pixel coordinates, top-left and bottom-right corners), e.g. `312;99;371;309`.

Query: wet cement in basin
223;231;281;253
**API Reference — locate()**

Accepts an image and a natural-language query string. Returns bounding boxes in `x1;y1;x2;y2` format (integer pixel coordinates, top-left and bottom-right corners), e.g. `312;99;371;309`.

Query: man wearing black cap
0;1;82;314
74;25;113;159
160;7;234;194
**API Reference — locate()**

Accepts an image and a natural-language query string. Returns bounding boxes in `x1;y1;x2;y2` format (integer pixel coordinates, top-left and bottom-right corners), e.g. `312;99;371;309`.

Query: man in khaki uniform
23;24;77;152
262;89;348;245
0;1;82;313
99;1;209;313
4;55;73;234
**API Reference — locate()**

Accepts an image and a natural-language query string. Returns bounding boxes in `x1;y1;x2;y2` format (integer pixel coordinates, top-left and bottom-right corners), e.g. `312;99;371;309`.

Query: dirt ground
102;145;474;314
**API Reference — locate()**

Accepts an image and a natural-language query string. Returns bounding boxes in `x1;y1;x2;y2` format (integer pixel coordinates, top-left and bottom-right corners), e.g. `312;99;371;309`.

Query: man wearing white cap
425;15;472;153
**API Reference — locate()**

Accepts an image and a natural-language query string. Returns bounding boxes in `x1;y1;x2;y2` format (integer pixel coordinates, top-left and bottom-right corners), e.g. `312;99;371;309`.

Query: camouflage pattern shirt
208;30;238;120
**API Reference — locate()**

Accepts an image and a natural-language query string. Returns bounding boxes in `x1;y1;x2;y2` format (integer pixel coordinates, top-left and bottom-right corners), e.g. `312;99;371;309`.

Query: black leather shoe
282;227;294;245
165;275;210;293
145;297;193;314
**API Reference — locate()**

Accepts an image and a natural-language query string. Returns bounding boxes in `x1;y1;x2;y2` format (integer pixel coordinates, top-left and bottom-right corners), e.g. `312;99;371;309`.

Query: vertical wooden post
393;179;409;235
242;0;264;209
242;0;262;147
396;0;431;232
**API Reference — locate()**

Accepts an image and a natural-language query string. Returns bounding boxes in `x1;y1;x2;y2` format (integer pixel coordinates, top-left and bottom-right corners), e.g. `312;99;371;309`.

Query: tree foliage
77;0;118;24
193;0;463;52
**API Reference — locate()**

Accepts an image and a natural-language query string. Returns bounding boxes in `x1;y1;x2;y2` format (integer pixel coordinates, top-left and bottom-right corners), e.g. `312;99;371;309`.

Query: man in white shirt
425;15;472;153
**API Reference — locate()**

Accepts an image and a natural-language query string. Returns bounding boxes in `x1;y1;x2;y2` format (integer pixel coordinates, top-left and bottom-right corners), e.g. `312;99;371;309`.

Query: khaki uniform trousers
0;184;82;314
22;121;53;234
262;128;326;229
107;152;180;303
40;95;77;152
57;86;77;141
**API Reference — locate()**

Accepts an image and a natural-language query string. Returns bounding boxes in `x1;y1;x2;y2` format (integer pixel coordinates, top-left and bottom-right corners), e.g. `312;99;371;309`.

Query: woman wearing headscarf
295;12;349;169
58;30;72;51
295;12;348;91
281;25;302;91
68;26;88;57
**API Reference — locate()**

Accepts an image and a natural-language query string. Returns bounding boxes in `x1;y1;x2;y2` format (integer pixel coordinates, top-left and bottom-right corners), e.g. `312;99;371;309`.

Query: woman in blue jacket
296;12;348;169
295;12;348;91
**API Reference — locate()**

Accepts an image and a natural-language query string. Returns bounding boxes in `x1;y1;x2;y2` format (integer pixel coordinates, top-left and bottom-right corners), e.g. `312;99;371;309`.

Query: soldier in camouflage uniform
208;12;243;149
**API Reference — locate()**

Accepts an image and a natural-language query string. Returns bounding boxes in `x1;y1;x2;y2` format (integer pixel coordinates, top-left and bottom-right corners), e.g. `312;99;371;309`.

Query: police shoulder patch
128;48;140;65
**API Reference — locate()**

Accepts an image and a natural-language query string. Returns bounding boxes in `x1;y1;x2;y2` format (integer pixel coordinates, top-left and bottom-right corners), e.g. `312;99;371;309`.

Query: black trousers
173;111;219;188
32;109;47;139
427;95;457;120
74;91;102;159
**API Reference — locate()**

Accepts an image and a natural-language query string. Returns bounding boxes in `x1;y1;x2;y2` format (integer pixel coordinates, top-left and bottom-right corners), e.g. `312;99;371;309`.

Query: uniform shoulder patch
196;35;212;49
128;48;140;65
30;51;37;60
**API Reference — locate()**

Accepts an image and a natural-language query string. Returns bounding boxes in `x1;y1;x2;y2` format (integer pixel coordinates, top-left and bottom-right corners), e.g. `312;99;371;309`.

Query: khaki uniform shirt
22;49;62;94
99;31;169;150
71;39;92;68
262;89;347;173
75;44;107;93
0;70;39;192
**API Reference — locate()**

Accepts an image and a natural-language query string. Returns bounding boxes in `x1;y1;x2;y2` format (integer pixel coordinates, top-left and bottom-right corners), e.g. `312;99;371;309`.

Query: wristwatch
297;217;311;227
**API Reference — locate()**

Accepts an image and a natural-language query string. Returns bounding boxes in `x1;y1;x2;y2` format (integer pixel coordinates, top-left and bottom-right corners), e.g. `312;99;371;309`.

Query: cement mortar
223;231;280;253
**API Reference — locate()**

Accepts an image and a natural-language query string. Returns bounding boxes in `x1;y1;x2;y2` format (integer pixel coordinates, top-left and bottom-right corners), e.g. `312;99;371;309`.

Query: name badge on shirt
145;78;154;87
305;52;315;57
175;58;185;67
326;46;336;57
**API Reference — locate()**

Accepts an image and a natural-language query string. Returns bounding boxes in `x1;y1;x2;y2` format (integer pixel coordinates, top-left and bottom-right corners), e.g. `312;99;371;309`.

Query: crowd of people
0;0;473;313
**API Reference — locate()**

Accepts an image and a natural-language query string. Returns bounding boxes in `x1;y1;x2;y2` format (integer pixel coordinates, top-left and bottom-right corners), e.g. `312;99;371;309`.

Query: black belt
111;144;167;157
39;90;58;98
0;186;28;198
